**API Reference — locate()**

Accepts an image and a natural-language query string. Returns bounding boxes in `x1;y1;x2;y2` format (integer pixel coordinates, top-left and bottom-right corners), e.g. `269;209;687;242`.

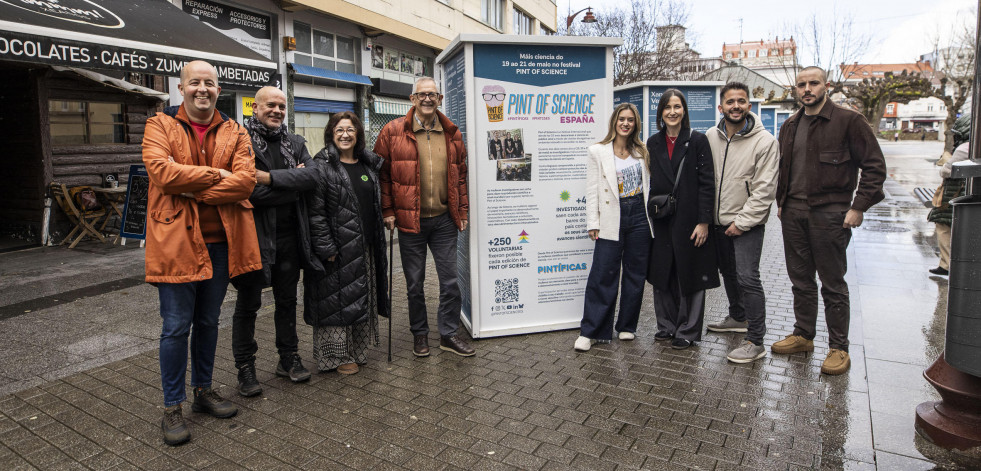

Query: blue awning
294;97;355;114
289;63;373;86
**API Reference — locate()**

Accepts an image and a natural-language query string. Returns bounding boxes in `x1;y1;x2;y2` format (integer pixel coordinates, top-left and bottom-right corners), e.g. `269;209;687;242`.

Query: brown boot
771;335;814;354
413;334;430;357
821;349;851;375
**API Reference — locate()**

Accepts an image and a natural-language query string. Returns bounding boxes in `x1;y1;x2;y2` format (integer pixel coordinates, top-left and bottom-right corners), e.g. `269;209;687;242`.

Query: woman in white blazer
575;103;654;352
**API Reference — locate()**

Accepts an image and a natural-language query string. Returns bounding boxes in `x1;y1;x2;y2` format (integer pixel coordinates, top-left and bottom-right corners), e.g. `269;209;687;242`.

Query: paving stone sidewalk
0;216;854;471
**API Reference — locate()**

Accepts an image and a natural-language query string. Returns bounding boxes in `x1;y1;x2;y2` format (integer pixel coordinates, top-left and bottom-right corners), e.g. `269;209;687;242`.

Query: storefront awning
0;0;276;88
52;66;169;101
290;63;373;86
372;95;412;116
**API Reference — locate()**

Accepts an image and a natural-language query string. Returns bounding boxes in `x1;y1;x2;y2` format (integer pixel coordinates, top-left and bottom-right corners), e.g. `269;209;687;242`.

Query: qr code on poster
495;278;519;303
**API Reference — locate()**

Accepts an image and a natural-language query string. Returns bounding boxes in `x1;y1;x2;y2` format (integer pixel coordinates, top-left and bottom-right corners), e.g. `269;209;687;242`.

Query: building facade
0;0;557;245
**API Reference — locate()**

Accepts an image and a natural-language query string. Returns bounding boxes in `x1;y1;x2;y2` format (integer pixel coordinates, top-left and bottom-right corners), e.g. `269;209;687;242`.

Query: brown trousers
780;206;852;351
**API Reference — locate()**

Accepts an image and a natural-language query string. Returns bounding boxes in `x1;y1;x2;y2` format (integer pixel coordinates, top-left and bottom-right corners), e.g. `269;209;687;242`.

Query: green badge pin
361;175;369;182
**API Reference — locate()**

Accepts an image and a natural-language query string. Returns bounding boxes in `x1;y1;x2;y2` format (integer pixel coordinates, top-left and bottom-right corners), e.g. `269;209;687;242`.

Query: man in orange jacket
142;60;261;446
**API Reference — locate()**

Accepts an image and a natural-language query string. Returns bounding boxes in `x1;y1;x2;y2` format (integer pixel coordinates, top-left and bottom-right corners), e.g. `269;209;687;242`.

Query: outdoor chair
50;183;107;248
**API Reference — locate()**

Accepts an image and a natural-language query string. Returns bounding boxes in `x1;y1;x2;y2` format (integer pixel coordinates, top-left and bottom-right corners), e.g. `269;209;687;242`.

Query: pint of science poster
436;35;619;338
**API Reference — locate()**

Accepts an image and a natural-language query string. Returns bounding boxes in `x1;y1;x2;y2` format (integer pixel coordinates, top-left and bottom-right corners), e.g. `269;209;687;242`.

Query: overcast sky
558;0;975;64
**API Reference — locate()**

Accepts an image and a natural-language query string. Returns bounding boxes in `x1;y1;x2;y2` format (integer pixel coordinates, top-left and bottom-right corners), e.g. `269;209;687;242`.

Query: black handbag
648;155;686;220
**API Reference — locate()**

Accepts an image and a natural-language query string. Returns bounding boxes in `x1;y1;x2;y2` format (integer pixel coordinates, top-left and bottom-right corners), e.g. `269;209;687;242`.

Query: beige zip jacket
707;112;779;231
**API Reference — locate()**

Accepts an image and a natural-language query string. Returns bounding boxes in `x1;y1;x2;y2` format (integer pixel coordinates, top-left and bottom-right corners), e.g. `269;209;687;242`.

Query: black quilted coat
303;144;389;327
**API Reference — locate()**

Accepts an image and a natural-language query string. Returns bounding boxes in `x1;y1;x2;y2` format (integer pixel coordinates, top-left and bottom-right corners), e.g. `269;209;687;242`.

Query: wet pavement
0;140;978;469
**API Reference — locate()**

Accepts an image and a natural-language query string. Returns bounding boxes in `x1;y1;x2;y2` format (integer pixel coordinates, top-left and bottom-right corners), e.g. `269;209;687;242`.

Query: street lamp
566;7;597;29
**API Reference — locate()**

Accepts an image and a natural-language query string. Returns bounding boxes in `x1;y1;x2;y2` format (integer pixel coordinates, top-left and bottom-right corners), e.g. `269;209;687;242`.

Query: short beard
723;112;745;126
802;90;826;109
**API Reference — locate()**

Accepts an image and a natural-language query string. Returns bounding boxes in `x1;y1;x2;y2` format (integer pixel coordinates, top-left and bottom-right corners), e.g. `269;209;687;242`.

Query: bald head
178;60;220;124
255;86;285;104
180;60;218;85
252;86;287;129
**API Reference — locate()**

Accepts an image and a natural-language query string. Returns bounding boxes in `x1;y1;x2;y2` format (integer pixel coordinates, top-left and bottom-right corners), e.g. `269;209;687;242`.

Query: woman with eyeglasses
575;103;653;352
304;111;389;374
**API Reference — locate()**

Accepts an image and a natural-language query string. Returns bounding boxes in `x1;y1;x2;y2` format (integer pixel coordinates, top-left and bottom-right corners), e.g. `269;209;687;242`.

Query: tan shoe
771;335;814;354
337;363;359;375
821;349;851;375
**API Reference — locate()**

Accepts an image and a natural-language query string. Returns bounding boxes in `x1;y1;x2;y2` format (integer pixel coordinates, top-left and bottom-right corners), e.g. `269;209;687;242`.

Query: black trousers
232;230;301;368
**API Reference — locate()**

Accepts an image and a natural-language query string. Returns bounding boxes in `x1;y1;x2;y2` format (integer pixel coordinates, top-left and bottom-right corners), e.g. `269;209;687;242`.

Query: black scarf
246;116;295;168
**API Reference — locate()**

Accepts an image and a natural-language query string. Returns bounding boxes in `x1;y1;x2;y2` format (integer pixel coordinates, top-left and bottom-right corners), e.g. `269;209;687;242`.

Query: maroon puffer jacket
373;108;469;233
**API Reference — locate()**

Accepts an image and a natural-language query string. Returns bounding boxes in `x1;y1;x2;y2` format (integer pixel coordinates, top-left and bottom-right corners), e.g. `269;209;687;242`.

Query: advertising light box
436;35;620;338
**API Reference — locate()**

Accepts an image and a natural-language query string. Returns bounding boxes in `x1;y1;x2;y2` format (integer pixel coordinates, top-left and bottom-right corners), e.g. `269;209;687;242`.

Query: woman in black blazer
646;89;720;350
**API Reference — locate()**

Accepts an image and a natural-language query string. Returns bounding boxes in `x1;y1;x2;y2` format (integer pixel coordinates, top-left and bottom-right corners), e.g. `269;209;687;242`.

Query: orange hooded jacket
141;105;261;283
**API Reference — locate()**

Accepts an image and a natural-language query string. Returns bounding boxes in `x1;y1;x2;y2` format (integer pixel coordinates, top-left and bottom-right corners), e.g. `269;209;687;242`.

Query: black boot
191;387;238;418
237;363;262;397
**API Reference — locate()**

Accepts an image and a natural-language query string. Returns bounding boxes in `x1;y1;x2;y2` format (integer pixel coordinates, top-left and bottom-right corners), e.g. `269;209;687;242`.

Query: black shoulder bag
647;155;686;220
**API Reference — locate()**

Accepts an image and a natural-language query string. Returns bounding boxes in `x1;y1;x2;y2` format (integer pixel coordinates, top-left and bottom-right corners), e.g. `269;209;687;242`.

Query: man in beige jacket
704;82;779;364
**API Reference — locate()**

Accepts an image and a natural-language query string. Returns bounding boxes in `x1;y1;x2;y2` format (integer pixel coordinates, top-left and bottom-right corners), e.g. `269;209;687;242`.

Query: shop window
294;22;358;72
294;111;333;155
49;100;125;145
514;9;532;35
481;0;504;30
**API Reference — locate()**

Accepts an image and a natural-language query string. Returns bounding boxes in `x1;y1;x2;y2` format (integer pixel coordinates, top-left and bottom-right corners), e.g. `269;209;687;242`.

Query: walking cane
387;227;394;362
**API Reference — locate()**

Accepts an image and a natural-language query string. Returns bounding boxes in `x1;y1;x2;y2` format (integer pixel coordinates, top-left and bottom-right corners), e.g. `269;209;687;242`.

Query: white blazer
585;142;653;241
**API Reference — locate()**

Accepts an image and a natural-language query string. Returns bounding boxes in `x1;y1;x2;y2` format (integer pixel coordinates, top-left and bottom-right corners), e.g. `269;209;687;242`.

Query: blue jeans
580;195;651;340
158;243;230;406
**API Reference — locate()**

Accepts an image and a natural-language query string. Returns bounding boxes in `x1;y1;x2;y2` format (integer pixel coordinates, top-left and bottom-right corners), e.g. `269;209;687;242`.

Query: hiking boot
413;335;430;357
237;363;262;397
707;316;748;333
574;336;596;352
191;387;237;418
771;335;814;354
821;349;851;375
161;404;190;446
276;353;311;382
618;332;636;341
727;341;767;364
440;335;476;357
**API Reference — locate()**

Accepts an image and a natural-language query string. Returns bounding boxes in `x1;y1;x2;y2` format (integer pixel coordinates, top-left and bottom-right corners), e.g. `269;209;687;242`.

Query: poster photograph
372;44;384;69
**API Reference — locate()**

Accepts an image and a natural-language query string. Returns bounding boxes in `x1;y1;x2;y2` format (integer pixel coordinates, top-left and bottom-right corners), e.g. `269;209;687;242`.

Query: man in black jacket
233;86;319;395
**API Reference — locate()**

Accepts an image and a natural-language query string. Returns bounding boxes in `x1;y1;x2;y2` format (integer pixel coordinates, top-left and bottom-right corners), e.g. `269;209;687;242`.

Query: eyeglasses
333;127;357;136
413;92;440;100
482;93;505;101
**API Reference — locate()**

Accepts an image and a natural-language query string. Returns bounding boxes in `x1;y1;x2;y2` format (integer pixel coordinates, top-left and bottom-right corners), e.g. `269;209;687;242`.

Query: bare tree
564;0;693;86
928;6;976;153
771;8;873;94
843;71;936;130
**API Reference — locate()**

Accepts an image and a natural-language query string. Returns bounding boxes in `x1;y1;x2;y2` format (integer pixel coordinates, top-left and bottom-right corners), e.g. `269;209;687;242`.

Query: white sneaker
574;336;596;352
618;332;636;341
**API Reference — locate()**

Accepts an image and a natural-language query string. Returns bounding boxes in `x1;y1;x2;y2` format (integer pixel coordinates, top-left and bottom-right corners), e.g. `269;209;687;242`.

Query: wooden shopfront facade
0;0;276;245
